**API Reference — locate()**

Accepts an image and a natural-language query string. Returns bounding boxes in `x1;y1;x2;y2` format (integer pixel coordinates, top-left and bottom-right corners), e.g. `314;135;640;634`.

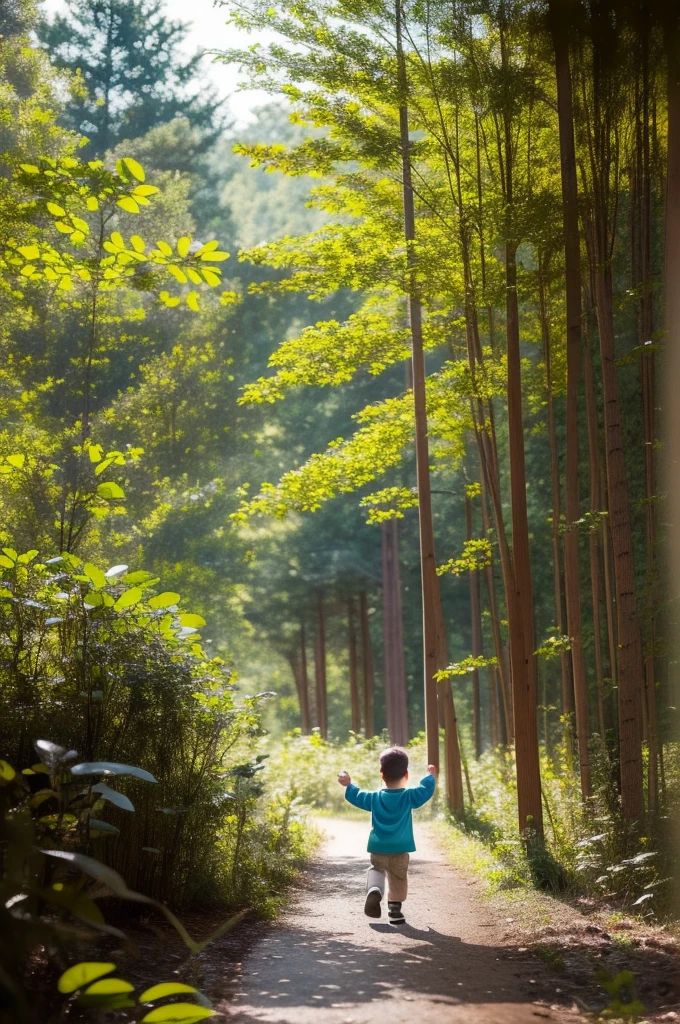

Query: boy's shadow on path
230;854;549;1012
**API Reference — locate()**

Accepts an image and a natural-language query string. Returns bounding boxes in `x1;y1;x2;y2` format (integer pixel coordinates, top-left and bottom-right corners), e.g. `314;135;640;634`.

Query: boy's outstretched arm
409;764;437;807
338;770;374;811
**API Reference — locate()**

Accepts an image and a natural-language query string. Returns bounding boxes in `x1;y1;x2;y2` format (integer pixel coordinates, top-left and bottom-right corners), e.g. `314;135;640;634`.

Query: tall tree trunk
584;336;608;742
636;29;659;813
498;14;543;836
298;624;311;734
580;17;645;820
359;591;375;738
479;461;513;743
592;263;644;819
382;520;409;745
395;0;463;811
540;269;573;757
315;594;328;740
348;597;361;734
664;12;680;810
466;493;483;758
550;13;591;799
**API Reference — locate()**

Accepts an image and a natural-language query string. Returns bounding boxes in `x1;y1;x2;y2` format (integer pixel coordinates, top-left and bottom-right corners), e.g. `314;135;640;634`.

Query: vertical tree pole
359;590;375;738
665;8;680;773
550;4;591;799
498;6;543;839
395;0;462;815
466;492;483;758
348;597;361;733
298;624;312;734
315;593;328;739
382;520;409;745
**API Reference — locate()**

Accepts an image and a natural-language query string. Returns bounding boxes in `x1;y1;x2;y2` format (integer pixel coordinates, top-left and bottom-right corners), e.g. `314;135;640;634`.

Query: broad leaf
179;613;206;629
71;761;157;782
141;1003;214;1023
114;587;143;611
97;481;125;500
85;978;134;996
88;819;120;834
148;592;180;609
139;983;197;1002
91;782;135;811
83;563;107;589
58;963;116;994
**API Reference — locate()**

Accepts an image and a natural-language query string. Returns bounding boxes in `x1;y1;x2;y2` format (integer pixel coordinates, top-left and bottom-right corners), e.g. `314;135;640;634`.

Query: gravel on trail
220;817;584;1024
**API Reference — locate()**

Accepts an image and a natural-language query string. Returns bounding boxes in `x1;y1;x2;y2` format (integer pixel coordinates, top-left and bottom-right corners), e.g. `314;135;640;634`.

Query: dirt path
220;817;583;1024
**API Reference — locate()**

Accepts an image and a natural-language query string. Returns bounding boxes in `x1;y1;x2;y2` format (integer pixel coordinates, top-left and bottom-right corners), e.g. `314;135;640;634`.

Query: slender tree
359;591;375;738
549;1;591;799
315;594;328;739
348;597;361;733
382;520;409;745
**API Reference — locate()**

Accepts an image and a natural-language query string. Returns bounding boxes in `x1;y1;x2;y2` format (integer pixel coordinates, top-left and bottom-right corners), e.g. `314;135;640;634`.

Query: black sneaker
364;886;382;918
388;901;405;925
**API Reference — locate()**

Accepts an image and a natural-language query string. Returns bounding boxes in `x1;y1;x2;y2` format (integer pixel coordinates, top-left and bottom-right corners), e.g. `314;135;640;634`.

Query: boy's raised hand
337;770;351;787
427;764;438;777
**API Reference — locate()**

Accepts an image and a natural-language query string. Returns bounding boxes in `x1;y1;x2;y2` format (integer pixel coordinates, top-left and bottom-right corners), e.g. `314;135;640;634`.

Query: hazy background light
42;0;272;127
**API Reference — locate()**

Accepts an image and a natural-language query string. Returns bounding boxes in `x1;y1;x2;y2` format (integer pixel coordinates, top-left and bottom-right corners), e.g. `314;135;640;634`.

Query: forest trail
220;817;583;1024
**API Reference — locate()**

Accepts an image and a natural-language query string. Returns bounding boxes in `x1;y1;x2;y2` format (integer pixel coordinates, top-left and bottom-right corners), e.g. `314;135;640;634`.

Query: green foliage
437;538;493;576
57;956;223;1016
435;655;499;680
596;969;645;1021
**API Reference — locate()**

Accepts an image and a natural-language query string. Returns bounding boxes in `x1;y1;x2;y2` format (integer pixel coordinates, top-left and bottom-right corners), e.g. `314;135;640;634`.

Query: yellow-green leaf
0;760;16;783
148;592;180;610
186;292;200;312
179;613;206;628
86;196;99;211
139;983;197;1003
18;245;40;260
113;587;143;611
121;157;146;182
141;1004;214;1023
83;563;107;589
58;963;116;994
201;269;221;287
46;202;65;217
6;454;26;469
167;265;187;284
85;978;134;996
118;196;140;214
130;235;146;254
96;481;125;500
176;236;191;258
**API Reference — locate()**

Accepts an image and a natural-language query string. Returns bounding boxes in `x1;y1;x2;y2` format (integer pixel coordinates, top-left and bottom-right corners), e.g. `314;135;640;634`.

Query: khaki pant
367;852;409;903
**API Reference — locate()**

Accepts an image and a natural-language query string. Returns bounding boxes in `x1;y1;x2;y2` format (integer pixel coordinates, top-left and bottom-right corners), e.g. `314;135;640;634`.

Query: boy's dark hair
379;746;409;781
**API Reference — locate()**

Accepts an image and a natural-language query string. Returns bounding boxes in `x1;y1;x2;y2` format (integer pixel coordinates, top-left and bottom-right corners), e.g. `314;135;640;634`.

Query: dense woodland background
2;0;680;1018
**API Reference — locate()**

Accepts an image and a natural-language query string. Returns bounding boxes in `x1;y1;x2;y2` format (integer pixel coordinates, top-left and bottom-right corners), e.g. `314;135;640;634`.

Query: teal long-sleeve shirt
344;773;436;853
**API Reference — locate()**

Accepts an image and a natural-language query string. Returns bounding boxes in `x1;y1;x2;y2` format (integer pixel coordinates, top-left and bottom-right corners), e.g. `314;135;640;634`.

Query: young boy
337;747;437;926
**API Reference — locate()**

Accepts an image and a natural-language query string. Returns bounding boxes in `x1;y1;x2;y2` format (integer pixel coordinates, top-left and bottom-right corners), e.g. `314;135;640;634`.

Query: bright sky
42;0;271;126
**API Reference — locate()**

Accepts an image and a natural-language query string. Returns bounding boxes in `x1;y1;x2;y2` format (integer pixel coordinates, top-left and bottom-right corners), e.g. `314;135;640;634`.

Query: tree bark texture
315;594;328;740
382;519;409;746
359;590;375;738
